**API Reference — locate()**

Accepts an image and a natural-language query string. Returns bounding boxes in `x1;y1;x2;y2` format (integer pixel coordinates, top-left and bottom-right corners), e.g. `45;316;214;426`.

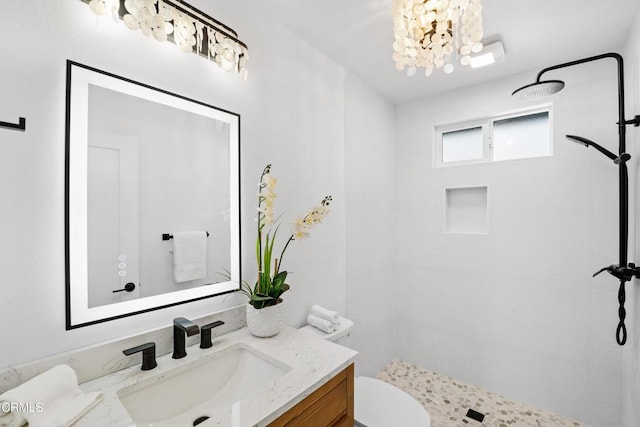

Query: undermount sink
116;344;291;426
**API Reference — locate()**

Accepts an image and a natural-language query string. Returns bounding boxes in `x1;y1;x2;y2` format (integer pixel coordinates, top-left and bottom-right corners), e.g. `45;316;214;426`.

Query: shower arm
536;53;631;153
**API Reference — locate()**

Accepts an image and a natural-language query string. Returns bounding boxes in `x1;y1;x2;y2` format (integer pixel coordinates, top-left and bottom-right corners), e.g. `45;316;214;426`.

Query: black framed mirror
65;60;241;329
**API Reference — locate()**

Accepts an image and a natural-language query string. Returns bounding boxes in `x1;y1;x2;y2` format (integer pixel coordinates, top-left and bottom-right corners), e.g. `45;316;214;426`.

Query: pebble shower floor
377;360;584;426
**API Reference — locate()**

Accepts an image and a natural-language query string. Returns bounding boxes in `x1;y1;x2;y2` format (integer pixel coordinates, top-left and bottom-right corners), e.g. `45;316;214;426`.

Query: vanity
74;326;356;426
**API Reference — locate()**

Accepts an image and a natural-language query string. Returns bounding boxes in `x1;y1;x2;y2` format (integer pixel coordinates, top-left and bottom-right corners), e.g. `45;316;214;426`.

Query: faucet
200;320;225;349
123;342;157;371
172;317;199;359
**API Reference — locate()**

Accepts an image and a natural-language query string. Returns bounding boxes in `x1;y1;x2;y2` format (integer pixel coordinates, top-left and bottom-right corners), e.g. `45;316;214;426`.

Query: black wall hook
0;117;26;131
619;115;640;127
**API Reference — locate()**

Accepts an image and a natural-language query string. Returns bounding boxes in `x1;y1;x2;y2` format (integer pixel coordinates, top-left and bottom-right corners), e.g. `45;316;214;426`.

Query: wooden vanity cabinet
269;363;354;427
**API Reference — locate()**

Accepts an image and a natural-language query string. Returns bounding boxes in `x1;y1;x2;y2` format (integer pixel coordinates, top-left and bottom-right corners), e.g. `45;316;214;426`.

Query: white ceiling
251;0;640;104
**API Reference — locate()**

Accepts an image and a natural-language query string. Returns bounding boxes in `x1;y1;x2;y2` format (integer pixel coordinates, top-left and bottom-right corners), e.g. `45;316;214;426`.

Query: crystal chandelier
392;0;483;77
83;0;249;79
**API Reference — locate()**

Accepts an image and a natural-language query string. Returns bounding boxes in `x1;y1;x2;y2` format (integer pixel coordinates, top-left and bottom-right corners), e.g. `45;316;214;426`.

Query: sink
117;344;291;426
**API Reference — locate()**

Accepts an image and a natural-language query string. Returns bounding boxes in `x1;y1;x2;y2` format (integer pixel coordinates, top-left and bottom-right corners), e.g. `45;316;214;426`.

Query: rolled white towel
310;305;339;324
307;314;335;334
0;364;102;427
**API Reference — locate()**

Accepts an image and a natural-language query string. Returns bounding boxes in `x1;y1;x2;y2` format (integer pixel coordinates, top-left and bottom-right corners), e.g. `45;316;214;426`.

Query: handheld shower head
512;80;565;99
565;134;590;147
565;134;618;162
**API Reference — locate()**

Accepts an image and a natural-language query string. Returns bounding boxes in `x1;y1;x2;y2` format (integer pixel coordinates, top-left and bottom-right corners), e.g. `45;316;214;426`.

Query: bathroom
1;0;640;426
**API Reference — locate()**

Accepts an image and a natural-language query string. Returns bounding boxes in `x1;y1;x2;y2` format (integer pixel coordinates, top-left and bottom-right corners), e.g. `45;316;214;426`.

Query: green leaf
268;226;280;263
264;233;271;281
273;282;290;300
272;270;287;286
251;294;277;309
255;232;261;271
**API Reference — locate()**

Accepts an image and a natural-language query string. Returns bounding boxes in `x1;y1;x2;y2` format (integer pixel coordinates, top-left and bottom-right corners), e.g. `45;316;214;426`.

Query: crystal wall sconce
82;0;249;79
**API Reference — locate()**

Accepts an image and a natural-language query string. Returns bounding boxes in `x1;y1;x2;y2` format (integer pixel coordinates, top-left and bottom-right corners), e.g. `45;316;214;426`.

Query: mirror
65;60;241;329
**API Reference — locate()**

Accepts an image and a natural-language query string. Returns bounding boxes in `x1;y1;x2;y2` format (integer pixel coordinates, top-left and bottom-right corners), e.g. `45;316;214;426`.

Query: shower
513;52;640;345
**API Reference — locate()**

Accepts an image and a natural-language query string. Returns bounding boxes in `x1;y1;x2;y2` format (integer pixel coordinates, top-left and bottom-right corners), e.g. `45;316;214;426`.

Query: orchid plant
240;164;332;309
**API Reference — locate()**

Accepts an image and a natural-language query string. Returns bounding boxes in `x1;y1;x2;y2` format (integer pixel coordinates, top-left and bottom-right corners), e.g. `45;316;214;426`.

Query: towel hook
0;117;26;132
162;232;210;241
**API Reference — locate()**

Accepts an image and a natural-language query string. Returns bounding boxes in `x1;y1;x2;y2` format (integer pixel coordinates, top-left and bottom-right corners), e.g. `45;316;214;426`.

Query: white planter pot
246;301;284;338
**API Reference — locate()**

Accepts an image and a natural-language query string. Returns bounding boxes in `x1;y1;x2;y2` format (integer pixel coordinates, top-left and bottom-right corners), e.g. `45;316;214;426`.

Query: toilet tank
299;316;354;348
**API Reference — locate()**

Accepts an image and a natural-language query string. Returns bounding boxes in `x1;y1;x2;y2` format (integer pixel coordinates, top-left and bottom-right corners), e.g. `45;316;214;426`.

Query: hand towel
307;314;335;334
0;364;103;427
172;231;208;283
310;305;340;324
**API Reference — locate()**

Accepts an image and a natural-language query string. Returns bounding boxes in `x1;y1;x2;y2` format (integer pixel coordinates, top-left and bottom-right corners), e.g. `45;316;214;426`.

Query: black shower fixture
565;135;632;165
513;52;640;346
512;79;565;99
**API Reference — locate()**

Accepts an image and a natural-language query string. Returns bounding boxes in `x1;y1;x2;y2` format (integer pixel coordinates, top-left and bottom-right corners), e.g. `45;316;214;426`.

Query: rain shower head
511;79;565;99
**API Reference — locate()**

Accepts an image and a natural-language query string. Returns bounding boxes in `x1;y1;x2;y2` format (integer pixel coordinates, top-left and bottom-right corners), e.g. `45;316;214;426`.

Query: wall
344;74;397;376
395;63;624;425
623;7;640;427
0;0;347;368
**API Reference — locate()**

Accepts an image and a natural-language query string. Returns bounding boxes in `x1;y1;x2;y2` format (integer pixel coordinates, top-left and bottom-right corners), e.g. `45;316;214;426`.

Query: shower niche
445;186;488;234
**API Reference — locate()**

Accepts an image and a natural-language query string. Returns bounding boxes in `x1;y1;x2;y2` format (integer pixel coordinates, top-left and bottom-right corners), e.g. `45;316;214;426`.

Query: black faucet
200;320;225;349
172;317;199;359
123;342;157;371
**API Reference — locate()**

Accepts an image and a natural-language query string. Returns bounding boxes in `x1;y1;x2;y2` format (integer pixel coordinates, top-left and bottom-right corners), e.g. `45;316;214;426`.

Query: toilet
300;317;431;427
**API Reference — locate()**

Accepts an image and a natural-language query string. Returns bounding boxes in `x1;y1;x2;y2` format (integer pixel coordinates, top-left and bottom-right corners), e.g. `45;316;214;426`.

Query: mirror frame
65;60;241;329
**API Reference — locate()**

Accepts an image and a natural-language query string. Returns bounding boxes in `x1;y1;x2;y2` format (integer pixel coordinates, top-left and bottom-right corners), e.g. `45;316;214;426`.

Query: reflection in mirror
66;61;240;329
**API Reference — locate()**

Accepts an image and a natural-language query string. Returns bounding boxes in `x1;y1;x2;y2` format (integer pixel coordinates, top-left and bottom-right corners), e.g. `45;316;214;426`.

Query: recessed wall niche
445;186;488;234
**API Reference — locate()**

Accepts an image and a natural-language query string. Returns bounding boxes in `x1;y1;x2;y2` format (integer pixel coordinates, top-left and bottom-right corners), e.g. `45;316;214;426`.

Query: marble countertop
75;327;357;427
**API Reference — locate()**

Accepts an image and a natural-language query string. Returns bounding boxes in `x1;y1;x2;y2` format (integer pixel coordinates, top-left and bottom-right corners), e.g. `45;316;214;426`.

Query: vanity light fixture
82;0;249;79
392;0;484;77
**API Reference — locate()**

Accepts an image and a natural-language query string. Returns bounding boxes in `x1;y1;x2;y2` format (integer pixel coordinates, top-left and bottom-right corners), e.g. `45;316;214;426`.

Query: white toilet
300;317;431;427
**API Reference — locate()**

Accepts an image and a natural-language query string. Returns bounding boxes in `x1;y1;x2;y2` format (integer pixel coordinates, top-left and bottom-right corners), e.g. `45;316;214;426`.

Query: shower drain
466;408;485;422
193;415;210;426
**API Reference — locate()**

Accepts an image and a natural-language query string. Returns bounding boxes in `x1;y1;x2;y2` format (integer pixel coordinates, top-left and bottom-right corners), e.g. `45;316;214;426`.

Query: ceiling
251;0;640;104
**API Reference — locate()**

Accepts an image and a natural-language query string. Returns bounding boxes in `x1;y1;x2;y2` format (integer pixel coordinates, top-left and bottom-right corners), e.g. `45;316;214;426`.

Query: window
442;126;483;163
435;107;552;167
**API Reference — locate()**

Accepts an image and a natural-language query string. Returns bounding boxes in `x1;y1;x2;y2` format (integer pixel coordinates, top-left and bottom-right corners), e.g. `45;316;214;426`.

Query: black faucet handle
123;342;157;371
200;321;225;349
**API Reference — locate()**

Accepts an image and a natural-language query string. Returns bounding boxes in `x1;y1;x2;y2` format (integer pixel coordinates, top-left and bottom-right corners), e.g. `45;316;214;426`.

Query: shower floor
376;360;584;427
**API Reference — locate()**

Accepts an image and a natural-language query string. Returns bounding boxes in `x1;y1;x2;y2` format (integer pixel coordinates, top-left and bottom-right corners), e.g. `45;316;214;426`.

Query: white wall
395;63;624;426
623;8;640;427
0;0;348;368
344;74;397;377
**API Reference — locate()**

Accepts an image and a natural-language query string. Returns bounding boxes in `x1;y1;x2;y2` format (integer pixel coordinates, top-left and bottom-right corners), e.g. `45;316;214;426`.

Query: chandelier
392;0;483;77
83;0;249;79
